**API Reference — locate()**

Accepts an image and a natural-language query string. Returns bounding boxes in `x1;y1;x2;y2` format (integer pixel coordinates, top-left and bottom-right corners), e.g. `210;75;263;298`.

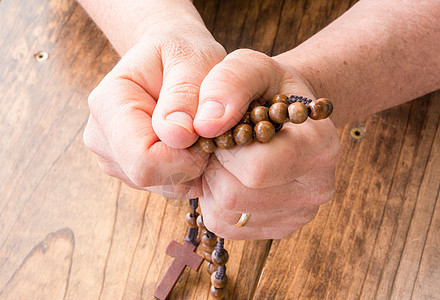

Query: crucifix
154;240;204;300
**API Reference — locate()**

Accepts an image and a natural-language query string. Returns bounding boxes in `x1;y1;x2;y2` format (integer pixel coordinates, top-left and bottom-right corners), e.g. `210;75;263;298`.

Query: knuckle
124;154;152;187
229;49;278;73
96;158;117;177
211;185;238;211
82;121;102;156
325;137;341;164
82;126;94;151
314;186;335;206
218;195;238;212
203;216;221;235
165;81;200;105
127;165;149;187
304;207;319;223
230;48;265;59
87;87;102;114
238;166;266;189
160;38;194;61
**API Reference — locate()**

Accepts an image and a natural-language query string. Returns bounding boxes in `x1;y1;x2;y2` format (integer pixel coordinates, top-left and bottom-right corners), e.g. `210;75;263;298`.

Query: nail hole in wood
34;51;48;62
350;127;365;140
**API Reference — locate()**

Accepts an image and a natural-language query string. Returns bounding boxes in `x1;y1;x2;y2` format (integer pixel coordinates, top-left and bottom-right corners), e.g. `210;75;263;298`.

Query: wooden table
1;0;439;299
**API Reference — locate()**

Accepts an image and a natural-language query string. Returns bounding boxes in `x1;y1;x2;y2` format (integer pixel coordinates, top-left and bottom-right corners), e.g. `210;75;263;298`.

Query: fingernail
196;100;225;121
165;111;194;134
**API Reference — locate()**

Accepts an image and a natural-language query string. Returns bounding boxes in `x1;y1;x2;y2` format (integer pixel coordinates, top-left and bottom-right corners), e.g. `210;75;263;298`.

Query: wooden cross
154;240;204;300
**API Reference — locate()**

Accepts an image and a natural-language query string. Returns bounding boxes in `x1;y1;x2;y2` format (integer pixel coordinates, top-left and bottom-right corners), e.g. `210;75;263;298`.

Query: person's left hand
83;25;226;200
193;49;341;240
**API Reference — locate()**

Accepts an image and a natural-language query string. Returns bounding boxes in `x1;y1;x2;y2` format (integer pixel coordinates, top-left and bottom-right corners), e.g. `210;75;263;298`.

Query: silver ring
235;213;251;228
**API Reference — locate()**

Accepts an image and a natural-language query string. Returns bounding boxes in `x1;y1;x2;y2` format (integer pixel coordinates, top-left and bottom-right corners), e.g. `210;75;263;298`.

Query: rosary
154;94;333;299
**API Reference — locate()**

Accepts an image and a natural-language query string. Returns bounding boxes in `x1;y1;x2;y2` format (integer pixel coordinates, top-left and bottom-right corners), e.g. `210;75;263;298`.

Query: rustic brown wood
0;0;439;299
154;241;203;300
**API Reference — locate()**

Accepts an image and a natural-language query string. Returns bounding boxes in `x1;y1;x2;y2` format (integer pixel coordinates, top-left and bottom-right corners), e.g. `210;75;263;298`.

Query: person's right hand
193;49;341;240
83;26;226;199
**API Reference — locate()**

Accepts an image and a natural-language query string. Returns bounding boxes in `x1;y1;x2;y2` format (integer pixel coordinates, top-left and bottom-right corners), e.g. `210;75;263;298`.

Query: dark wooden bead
202;232;218;247
250;106;269;124
207;262;217;275
254;121;275;143
201;243;216;252
215;130;235;149
308;99;328;120
212;249;229;266
211;272;228;288
210;286;226;299
288;102;308;124
198;137;216;153
248;100;261;112
204;251;212;262
233;124;253;146
240;112;253;125
197;215;205;231
317;98;333;117
185;212;198;228
271;94;288;105
269;102;288;123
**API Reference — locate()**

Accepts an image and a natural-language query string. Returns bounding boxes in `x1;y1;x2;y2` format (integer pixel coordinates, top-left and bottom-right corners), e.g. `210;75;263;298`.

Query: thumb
194;49;285;138
151;59;207;149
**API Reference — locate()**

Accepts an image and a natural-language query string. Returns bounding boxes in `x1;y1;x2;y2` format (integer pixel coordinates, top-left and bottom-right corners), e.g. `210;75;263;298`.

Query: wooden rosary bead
202;233;218;247
211;272;228;288
233;124;253;146
308;99;328;120
254;121;275;143
212;249;229;266
318;97;333;117
204;251;213;262
288;102;308;124
215;130;235;149
250;106;269;124
271;94;288;105
201;243;216;252
197;215;206;231
240;112;253;125
269;102;288;123
210;286;226;299
207;262;218;275
248;100;261;112
198;137;216;153
185;212;198;228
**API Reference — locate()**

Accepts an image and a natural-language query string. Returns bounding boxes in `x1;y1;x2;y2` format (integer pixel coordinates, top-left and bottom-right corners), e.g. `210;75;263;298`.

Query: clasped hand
83;27;340;240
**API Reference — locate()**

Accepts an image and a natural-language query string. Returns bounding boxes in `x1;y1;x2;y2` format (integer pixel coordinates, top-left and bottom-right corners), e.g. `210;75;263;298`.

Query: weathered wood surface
0;0;438;299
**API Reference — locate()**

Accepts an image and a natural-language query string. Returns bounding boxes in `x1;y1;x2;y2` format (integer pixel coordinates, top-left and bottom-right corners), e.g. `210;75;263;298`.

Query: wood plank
390;95;440;300
411;115;440;300
253;94;440;299
0;229;74;300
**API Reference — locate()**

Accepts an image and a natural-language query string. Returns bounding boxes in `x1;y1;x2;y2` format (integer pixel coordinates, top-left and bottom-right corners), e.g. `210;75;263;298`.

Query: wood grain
0;0;439;299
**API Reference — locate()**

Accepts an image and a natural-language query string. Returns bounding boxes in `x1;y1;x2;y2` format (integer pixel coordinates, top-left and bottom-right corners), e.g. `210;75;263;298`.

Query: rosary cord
216;265;226;280
214;238;225;256
186;228;198;244
185;198;200;245
205;228;217;240
287;95;313;105
189;198;198;217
